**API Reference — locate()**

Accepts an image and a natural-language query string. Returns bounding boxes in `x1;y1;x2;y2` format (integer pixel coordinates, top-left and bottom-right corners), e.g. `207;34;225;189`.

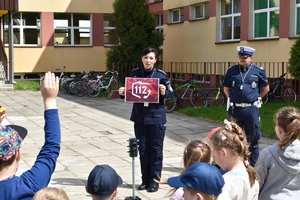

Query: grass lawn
177;101;300;138
13;80;40;91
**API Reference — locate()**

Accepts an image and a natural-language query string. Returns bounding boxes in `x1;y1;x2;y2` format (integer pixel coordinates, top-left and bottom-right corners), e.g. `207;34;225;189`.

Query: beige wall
164;0;207;9
6;47;108;73
19;0;114;13
163;17;297;63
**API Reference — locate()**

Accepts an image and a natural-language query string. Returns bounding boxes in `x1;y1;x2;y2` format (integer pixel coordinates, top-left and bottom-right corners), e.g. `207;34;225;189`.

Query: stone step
0;84;14;91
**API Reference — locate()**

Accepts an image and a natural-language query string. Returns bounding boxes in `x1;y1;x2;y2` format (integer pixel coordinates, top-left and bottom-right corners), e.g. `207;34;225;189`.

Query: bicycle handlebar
279;73;287;78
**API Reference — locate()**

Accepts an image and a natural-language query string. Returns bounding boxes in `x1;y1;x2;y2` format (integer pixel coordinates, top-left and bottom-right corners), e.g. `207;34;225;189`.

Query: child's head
207;120;259;187
86;164;123;199
274;106;300;149
33;187;69;200
207;120;248;170
0;106;7;122
0;125;27;170
183;140;211;169
168;162;224;200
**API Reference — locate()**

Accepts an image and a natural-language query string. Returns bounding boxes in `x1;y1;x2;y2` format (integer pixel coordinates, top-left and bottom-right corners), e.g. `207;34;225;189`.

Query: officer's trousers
228;106;261;166
134;122;166;185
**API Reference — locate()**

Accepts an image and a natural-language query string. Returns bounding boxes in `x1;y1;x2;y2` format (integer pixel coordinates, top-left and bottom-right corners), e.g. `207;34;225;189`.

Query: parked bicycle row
164;73;297;113
52;67;119;97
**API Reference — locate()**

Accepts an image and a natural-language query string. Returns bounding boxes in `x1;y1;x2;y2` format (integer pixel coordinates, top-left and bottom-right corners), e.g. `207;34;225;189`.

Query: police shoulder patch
156;69;166;75
253;65;264;70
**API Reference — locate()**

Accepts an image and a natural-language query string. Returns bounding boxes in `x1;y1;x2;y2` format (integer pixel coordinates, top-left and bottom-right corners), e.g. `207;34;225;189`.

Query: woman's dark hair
141;47;158;58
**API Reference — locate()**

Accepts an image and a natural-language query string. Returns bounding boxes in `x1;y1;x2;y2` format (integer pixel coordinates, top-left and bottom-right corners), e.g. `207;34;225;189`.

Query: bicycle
85;70;119;98
263;73;297;104
164;76;206;113
205;84;227;107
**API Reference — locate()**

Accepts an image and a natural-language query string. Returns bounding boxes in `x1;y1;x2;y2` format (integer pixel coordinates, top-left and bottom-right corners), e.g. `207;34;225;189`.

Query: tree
106;0;164;70
288;37;300;80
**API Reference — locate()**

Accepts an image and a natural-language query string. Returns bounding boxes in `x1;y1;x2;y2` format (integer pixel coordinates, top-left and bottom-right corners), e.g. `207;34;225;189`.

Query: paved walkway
0;91;277;200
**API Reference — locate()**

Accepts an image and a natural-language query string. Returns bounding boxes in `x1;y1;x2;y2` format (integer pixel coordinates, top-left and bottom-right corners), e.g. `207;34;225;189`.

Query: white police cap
237;46;256;56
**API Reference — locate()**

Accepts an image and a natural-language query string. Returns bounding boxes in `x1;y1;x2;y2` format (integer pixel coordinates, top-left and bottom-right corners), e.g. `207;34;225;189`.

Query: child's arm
40;71;59;110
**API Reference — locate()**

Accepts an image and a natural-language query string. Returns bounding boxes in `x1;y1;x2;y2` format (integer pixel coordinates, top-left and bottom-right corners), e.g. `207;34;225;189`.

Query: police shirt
129;67;171;125
223;63;268;103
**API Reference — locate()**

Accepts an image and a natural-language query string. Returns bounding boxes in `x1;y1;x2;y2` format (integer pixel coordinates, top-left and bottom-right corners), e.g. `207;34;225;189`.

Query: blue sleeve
20;109;61;192
258;68;269;87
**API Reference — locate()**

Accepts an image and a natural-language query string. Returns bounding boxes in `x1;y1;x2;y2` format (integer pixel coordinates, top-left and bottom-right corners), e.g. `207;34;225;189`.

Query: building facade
1;0;299;77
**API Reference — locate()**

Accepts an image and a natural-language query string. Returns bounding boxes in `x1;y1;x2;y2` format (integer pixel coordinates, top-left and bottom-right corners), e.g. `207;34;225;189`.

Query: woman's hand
159;84;166;96
118;87;125;96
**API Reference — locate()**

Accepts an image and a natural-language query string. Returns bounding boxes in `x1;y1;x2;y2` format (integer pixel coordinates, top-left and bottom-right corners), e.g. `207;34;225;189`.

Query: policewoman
118;47;173;193
223;46;269;166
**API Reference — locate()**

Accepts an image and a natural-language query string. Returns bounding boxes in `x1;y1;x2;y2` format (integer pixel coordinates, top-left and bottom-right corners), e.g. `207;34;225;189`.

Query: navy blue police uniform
130;67;172;189
223;63;268;166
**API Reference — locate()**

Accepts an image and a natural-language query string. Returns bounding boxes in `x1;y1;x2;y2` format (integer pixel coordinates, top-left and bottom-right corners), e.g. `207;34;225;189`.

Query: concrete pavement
0;91;277;200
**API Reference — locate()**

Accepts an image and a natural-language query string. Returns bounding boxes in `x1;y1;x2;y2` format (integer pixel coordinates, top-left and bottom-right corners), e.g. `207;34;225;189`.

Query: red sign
125;77;159;103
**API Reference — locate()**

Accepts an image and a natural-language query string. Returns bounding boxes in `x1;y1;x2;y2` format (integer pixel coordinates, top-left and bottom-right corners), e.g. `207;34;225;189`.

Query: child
254;106;300;200
207;120;259;200
167;162;224;200
33;187;69;200
0;72;61;199
0;106;9;126
169;140;211;200
86;164;123;200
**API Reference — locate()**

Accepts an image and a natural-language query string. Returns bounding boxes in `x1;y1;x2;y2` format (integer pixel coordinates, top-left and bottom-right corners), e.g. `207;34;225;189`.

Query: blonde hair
33;187;69;200
275;106;300;149
208;122;259;187
185;187;218;200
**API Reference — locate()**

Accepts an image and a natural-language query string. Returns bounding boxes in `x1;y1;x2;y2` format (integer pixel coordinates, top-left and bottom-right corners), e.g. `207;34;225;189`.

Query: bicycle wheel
206;89;226;106
73;81;88;97
280;86;297;102
190;89;206;107
87;84;101;98
164;95;177;113
262;92;269;104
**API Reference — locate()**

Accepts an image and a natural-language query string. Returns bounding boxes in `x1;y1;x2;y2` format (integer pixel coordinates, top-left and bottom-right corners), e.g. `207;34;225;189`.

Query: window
297;0;300;35
3;12;41;46
154;13;163;34
149;0;162;3
220;0;241;41
54;13;91;46
254;0;279;38
170;8;184;23
190;2;209;20
104;14;119;46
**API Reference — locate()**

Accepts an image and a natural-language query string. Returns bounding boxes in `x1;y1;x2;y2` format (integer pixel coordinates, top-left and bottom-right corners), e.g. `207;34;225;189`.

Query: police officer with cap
223;46;269;166
118;47;173;193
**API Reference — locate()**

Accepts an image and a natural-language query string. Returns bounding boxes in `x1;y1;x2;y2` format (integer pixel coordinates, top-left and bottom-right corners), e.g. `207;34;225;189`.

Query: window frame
296;0;300;36
54;13;91;46
103;14;119;46
220;0;241;42
169;8;184;24
3;12;41;46
190;2;209;20
253;0;280;39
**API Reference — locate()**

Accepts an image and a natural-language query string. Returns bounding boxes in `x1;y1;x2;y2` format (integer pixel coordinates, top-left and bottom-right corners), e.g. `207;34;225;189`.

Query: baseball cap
0;125;28;162
0;106;7;113
87;164;123;196
237;46;255;56
168;162;224;196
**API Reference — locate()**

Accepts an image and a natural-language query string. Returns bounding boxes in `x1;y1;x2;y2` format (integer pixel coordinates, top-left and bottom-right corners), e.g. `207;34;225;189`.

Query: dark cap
168;162;224;196
0;125;28;162
87;164;123;196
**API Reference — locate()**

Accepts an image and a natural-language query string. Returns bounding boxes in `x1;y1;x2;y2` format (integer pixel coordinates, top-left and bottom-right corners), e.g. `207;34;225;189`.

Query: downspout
8;10;14;84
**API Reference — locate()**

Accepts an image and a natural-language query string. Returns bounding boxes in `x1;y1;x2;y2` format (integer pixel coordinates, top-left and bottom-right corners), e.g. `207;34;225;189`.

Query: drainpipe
8;10;14;84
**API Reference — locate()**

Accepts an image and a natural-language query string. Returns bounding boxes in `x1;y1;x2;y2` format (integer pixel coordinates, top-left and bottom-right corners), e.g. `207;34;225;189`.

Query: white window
254;0;279;38
296;0;300;35
104;14;119;46
190;2;209;20
54;13;91;46
154;13;163;34
220;0;241;41
3;12;41;46
170;8;184;23
149;0;162;3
